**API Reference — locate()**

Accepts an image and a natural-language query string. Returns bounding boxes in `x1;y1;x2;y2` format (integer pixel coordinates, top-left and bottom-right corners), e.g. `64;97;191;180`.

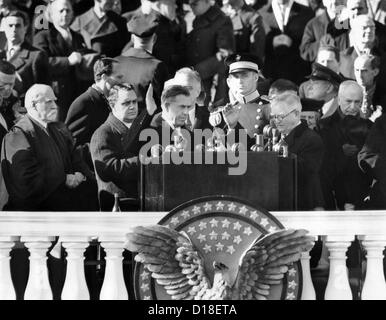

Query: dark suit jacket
185;5;235;81
115;48;169;110
299;10;330;62
33;25;91;120
90;112;152;210
71;8;129;57
65;86;111;148
226;3;266;61
319;110;372;209
260;2;314;84
123;9;186;73
0;41;50;96
285;120;325;210
1;115;94;211
358;113;386;208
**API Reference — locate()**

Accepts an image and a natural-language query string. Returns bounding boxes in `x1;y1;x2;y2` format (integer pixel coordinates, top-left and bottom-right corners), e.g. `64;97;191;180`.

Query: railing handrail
0;210;386;239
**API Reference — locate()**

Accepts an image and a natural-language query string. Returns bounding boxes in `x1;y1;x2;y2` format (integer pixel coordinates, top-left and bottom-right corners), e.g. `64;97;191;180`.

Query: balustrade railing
0;211;385;300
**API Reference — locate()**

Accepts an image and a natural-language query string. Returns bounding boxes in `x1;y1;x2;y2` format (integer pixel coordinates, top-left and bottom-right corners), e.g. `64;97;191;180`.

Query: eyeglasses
271;109;297;122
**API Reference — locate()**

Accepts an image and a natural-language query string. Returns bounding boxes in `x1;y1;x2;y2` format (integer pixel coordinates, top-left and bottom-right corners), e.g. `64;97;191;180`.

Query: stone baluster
0;236;18;300
23;236;55;300
99;239;128;300
300;238;316;300
324;236;354;300
359;235;386;300
61;237;91;300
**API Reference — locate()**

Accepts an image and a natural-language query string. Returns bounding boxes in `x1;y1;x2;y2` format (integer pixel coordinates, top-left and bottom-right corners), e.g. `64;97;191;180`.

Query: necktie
62;29;72;47
7;47;15;60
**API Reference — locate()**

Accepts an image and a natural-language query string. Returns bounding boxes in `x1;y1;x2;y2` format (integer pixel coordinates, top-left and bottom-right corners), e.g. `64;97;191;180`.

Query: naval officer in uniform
209;53;271;149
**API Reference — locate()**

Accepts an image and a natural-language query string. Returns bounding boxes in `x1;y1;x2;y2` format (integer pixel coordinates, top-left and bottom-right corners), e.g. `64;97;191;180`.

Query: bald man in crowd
270;92;325;210
319;80;373;210
1;84;98;211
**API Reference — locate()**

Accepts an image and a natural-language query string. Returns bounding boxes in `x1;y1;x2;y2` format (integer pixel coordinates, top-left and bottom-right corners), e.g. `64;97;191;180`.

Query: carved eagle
126;225;314;300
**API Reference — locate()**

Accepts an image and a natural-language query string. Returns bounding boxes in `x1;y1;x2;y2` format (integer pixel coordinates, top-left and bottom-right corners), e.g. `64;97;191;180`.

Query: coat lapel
9;44;29;70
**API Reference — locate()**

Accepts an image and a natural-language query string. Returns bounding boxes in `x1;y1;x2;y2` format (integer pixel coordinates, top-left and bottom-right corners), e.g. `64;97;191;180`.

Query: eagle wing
233;229;314;300
126;225;211;300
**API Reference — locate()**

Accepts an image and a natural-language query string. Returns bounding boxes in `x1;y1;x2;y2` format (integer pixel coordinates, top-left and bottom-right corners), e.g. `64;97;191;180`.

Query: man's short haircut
318;45;340;62
93;57;119;82
3;10;29;27
356;53;381;70
174;67;206;102
338;80;363;96
107;83;135;109
0;60;16;75
161;85;190;107
271;92;302;112
269;79;299;95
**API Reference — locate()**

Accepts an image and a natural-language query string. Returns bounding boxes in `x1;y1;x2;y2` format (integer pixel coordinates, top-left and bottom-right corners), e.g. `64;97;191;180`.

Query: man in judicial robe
209;53;270;150
1;84;98;211
90;83;156;211
71;0;129;57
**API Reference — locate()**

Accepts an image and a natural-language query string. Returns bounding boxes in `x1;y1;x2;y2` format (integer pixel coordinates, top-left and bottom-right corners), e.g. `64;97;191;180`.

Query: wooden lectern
140;152;297;211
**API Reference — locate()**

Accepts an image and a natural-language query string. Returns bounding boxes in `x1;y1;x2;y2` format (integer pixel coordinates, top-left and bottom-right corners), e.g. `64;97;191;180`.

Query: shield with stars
134;196;302;300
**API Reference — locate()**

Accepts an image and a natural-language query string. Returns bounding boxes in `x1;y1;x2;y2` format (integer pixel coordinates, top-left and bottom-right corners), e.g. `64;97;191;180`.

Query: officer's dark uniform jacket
209;90;270;149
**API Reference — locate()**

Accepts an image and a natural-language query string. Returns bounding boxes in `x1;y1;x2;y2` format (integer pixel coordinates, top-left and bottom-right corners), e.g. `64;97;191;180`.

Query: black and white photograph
0;0;385;307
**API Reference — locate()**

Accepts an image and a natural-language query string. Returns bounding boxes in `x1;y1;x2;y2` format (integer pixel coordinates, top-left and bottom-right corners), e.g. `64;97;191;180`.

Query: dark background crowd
0;0;386;214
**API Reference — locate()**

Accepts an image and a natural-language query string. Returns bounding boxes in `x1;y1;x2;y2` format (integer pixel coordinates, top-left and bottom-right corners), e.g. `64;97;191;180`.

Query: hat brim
229;67;259;74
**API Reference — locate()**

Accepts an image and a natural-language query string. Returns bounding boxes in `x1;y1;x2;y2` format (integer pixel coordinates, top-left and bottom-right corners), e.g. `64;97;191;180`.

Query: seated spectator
300;0;346;62
222;0;266;62
71;0;129;57
1;84;98;211
115;11;169;111
34;0;96;121
90;83;156;211
0;10;50;97
270;92;325;210
65;57;124;167
358;113;386;209
354;53;384;120
319;80;373;210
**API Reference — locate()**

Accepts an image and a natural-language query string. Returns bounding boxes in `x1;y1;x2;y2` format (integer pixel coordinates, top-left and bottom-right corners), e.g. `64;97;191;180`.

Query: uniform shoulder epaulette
259;95;270;103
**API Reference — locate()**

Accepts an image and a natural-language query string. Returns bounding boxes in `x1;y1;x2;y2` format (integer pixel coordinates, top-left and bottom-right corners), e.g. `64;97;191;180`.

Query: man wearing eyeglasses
271;92;325;210
209;53;270;149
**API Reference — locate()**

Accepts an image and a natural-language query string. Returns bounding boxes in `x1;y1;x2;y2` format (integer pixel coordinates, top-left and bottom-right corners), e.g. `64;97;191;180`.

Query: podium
140;152;297;211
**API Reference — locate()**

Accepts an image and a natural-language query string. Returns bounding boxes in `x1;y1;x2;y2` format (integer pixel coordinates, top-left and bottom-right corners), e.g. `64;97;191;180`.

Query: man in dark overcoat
90;83;156;211
259;0;314;85
71;0;129;57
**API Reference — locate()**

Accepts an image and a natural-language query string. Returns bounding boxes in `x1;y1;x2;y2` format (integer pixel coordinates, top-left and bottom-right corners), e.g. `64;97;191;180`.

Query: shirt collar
234;90;260;104
162;112;175;130
28;113;48;128
93;6;106;20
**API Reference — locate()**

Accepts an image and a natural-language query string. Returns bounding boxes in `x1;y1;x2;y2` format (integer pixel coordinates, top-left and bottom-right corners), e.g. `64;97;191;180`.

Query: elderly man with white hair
339;14;386;79
318;80;373;210
0;84;97;211
271;92;325;210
